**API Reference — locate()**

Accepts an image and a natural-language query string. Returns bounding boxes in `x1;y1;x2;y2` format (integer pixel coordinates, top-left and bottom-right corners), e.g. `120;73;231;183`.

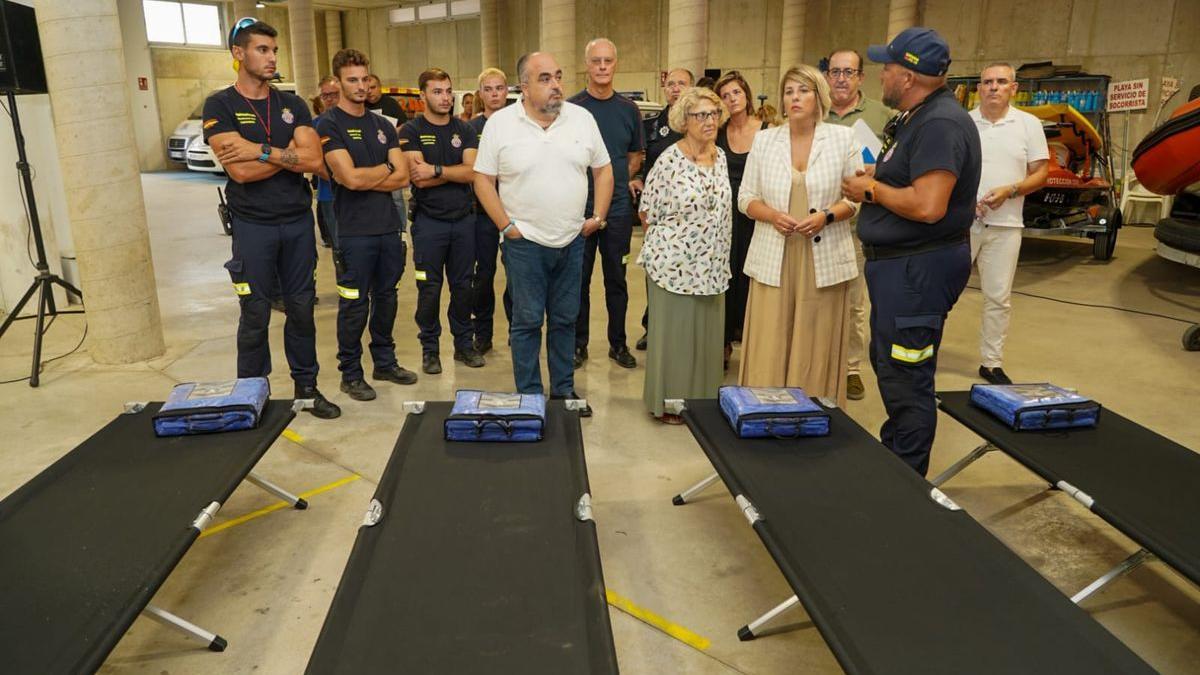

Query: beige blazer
738;123;864;287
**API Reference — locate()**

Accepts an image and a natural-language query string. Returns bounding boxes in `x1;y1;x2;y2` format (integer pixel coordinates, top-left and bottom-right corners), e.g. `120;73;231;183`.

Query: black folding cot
0;399;309;674
935;390;1200;604
305;400;618;675
670;398;1154;674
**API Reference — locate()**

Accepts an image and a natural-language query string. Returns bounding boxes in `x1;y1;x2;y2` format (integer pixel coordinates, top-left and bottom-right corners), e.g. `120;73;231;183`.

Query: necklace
234;82;272;144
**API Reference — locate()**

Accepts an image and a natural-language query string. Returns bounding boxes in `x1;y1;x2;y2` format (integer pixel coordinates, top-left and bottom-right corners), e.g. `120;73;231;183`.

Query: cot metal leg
672;472;720;505
246;471;308;509
1071;548;1155;605
142;604;228;652
738;595;801;641
930;443;995;488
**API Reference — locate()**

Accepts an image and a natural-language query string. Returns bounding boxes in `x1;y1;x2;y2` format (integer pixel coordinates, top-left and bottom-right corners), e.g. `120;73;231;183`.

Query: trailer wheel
1092;208;1120;260
1184;324;1200;352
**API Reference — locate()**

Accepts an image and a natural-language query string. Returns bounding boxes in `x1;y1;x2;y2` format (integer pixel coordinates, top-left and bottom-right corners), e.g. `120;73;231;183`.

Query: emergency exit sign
1107;79;1149;112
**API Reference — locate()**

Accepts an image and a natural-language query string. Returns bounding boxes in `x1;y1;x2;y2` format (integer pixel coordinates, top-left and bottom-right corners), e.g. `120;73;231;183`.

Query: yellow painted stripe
281;428;305;444
606;588;711;651
199;474;362;539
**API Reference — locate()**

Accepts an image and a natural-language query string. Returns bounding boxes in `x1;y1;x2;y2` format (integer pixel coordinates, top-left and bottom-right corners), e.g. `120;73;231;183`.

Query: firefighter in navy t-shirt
315;49;418;401
202;18;339;419
399;68;481;375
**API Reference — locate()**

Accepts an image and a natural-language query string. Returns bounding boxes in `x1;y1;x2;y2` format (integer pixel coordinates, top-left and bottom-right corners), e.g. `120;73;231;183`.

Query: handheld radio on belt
217;186;232;236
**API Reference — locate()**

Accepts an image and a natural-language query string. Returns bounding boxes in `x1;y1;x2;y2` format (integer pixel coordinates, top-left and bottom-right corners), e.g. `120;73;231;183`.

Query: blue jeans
503;235;584;395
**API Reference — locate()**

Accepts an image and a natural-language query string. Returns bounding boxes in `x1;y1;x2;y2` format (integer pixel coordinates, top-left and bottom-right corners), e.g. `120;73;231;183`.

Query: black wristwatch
434;164;443;178
823;209;835;225
385;161;395;173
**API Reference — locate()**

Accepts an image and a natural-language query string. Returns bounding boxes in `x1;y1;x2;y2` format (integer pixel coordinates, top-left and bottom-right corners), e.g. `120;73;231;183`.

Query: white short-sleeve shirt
473;99;611;247
971;105;1050;228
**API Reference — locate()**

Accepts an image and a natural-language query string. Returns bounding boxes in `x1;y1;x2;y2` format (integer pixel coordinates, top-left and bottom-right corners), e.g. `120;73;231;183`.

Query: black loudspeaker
0;0;47;94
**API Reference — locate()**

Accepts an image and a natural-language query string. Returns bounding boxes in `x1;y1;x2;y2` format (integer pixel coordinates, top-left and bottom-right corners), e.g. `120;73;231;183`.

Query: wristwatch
257;143;271;163
501;220;516;236
596;218;608;230
434;164;444;178
386;161;395;173
1008;183;1020;199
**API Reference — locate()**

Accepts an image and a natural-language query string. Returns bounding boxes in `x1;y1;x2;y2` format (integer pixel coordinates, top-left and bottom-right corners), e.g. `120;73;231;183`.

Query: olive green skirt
643;275;726;417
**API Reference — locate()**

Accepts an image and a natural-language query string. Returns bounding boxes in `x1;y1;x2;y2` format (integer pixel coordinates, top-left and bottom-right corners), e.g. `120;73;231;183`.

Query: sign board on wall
1107;79;1149;112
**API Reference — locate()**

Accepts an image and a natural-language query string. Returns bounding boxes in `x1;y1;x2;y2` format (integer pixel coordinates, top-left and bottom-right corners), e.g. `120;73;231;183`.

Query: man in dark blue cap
841;27;980;476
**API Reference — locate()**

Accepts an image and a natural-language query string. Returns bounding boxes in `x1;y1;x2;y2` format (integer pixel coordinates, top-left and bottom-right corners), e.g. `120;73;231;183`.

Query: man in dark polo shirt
842;27;980;476
400;68;482;374
630;66;692;350
203;18;338;419
316;48;418;401
468;67;512;354
365;74;408;124
568;38;645;370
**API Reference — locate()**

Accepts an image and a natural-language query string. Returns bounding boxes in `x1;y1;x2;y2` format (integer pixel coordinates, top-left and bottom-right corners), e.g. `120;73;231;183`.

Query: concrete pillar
232;0;255;20
324;10;342;60
540;0;576;93
779;0;807;74
887;0;918;40
288;0;320;100
35;0;164;364
480;0;500;68
668;0;707;82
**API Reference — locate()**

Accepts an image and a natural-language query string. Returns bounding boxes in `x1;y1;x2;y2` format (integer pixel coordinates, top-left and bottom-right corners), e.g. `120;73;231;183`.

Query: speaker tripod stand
0;88;84;387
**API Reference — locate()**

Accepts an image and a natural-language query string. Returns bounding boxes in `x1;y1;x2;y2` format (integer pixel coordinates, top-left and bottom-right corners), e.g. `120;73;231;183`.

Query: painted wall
117;0;167;172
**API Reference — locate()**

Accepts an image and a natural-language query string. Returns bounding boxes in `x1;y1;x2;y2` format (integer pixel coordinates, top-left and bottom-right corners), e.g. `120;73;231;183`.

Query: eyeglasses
229;16;256;47
687;110;721;122
827;68;861;80
319;91;339;100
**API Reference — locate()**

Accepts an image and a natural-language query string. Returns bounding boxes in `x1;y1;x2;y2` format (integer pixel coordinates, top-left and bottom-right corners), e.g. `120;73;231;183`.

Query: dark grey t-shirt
568;90;645;218
857;88;981;247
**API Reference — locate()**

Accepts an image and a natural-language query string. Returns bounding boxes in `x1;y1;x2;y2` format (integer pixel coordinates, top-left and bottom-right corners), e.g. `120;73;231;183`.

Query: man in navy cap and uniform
842;27;980;476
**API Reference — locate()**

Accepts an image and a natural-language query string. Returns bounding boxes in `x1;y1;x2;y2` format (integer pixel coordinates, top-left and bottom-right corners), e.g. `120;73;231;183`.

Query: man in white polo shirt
474;51;614;415
971;62;1049;385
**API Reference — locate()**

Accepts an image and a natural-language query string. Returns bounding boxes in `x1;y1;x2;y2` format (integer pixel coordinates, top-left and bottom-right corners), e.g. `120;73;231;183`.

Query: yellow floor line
606;588;712;651
199;474;361;539
281;428;305;444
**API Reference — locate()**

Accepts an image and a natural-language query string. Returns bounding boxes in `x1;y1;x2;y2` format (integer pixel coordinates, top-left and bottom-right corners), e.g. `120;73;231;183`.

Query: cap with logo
866;27;952;77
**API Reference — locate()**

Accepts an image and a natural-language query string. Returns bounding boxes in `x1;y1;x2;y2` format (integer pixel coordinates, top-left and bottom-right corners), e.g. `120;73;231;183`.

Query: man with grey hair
474;52;613;415
568;38;645;370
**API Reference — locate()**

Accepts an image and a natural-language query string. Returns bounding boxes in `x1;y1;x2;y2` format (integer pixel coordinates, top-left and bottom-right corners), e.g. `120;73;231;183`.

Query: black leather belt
862;232;969;261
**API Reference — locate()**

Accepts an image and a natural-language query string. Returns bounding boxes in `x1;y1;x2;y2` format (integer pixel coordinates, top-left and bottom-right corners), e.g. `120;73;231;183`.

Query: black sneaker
422;353;442;375
573;345;588;369
340;378;377;401
609;345;636;369
295;385;341;419
979;366;1013;385
635;333;647;351
372;365;418;385
551;391;593;417
474;338;493;355
455;348;485;368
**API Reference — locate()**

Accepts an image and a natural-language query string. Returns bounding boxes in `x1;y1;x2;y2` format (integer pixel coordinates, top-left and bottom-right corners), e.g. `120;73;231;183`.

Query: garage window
143;0;223;47
389;0;480;26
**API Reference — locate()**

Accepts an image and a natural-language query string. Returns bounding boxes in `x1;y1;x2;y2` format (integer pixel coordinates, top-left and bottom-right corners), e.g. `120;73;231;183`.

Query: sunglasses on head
229;16;257;48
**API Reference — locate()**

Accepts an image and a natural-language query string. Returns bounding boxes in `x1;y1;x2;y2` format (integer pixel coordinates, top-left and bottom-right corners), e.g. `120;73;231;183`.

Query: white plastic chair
1120;171;1173;224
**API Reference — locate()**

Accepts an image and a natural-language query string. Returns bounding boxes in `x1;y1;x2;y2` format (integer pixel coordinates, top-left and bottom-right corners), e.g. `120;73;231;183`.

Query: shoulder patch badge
203;118;219;130
281;107;295;125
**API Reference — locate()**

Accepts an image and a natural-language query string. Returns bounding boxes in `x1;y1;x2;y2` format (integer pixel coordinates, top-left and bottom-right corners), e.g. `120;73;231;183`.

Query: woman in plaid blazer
736;64;864;405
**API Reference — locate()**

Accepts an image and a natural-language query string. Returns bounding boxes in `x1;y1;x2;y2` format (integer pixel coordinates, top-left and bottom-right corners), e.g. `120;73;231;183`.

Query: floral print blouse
636;144;733;296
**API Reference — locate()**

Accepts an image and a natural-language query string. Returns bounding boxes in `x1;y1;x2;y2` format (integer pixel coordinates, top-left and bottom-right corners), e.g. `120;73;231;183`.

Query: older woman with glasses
737;64;863;406
638;87;732;424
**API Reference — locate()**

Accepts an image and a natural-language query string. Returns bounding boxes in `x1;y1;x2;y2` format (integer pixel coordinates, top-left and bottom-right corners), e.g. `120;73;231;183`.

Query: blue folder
969;383;1100;431
153;377;270;437
444;390;546;442
718;386;830;439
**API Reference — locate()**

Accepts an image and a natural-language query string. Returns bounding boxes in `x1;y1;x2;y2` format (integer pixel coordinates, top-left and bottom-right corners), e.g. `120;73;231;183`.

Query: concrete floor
2;170;1198;674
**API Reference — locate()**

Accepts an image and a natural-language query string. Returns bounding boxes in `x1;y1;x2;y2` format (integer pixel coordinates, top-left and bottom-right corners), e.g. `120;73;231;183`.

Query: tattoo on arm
281;149;298;168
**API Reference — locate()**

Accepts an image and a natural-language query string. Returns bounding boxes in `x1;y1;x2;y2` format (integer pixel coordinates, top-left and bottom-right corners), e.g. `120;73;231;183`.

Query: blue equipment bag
153;377;271;437
718;386;831;439
969;383;1101;431
444;390;546;442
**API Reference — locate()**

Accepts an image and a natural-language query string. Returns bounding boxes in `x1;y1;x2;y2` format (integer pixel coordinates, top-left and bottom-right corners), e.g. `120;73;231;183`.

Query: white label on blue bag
747;387;798;405
479;392;522;408
188;380;237;399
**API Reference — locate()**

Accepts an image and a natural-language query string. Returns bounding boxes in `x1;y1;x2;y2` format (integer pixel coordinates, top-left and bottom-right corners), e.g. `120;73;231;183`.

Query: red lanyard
235;84;272;144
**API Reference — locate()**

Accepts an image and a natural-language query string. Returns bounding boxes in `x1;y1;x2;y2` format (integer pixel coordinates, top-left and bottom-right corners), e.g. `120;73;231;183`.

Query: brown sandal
658;413;685;425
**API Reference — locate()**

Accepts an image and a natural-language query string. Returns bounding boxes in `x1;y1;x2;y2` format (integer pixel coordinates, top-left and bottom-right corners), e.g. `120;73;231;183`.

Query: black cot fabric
0;401;295;675
306;401;617;675
681;398;1153;675
939;390;1200;586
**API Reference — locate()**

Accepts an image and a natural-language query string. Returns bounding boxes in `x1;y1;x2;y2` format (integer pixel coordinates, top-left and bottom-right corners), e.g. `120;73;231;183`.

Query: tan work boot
847;373;865;401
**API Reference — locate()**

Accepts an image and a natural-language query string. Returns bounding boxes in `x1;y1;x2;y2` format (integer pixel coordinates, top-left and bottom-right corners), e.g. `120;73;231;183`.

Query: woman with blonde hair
639;87;733;423
737;64;864;406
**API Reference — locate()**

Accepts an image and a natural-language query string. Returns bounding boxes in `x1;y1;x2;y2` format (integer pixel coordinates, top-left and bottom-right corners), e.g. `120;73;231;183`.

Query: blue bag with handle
153;377;270;437
444;390;546;442
718;386;830;439
970;383;1100;431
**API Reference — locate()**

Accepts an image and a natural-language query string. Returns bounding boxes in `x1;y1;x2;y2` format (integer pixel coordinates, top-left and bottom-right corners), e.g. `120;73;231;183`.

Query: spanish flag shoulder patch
203;118;219;130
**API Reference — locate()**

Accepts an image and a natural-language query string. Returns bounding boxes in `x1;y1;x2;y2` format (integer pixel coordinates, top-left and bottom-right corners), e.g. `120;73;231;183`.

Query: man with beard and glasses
473;52;613;416
316;48;417;402
400;68;483;374
841;27;980;476
203;18;339;419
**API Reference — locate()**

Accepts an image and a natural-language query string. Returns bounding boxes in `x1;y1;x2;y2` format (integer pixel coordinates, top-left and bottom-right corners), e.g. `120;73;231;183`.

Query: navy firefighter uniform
467;112;511;352
399;115;480;372
858;29;981;475
316;106;417;397
202;84;340;418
